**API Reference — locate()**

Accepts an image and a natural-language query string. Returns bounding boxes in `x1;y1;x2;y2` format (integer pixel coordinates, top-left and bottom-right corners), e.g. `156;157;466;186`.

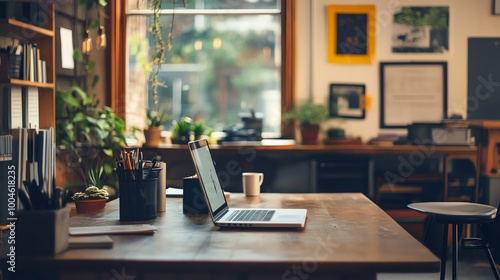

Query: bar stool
408;202;498;280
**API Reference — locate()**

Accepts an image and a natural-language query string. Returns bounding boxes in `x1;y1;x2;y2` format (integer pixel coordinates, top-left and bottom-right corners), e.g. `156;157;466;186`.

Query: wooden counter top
145;142;478;156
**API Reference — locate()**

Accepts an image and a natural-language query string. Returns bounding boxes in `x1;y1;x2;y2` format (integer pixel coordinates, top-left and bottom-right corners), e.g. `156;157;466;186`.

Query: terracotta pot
300;124;320;144
144;126;163;146
74;199;107;214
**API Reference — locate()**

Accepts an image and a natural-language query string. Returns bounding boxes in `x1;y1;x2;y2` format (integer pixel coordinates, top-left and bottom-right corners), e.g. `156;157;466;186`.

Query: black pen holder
16;207;70;256
183;176;208;214
0;53;21;79
115;167;162;221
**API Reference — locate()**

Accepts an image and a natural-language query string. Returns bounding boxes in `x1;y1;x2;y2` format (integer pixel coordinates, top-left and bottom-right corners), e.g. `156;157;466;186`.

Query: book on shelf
0;86;39;131
0;134;14;225
0;127;57;224
1;41;46;83
0;86;23;130
22;87;39;129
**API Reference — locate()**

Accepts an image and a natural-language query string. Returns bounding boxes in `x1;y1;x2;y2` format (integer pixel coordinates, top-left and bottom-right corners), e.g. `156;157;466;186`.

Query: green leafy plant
146;108;169;127
170;117;209;144
56;86;137;188
193;120;206;139
171;117;193;139
284;100;329;126
72;186;109;201
88;165;106;189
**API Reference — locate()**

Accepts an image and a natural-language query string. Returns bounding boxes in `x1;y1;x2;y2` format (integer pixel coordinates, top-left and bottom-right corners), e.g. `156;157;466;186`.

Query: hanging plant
147;0;187;126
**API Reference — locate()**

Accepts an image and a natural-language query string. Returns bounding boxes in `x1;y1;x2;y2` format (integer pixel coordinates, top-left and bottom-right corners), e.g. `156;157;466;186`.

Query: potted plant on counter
144;108;169;146
171;116;194;144
285;99;328;144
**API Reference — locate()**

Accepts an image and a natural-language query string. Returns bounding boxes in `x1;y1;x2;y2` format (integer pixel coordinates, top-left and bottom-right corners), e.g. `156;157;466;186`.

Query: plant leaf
91;75;100;88
73;48;82;63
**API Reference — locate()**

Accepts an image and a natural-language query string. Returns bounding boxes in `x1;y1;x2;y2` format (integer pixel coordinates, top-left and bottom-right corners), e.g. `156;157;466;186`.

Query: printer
407;120;476;146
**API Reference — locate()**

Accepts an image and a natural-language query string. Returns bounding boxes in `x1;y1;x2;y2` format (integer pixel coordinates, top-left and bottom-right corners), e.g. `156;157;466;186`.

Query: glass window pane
128;0;279;10
126;7;282;135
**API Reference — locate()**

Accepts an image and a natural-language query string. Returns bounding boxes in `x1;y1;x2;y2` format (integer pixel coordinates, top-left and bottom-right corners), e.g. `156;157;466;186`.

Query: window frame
110;0;295;138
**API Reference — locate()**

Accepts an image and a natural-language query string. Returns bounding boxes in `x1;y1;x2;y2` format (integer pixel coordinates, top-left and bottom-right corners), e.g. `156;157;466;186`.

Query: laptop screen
188;140;227;216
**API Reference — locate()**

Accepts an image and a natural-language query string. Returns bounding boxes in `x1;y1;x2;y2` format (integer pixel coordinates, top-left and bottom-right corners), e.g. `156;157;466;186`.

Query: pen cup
115;167;162;221
16;207;70;255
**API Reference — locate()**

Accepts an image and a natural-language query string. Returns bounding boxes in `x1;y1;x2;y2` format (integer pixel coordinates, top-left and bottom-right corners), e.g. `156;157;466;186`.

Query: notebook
188;139;307;228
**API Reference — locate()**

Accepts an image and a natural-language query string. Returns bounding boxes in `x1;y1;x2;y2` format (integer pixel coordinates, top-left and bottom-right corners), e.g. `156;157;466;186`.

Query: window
125;0;293;138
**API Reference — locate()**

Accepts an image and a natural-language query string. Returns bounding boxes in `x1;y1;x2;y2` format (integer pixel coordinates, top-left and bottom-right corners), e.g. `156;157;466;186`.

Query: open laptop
188;139;307;228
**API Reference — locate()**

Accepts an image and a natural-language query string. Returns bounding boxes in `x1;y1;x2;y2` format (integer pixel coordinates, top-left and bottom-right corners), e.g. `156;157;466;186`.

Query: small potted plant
171;116;194;144
72;167;110;214
144;108;169;146
193;119;207;140
285;99;328;144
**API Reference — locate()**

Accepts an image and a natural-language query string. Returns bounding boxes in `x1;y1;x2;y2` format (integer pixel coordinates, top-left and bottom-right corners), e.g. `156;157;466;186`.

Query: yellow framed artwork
327;5;376;64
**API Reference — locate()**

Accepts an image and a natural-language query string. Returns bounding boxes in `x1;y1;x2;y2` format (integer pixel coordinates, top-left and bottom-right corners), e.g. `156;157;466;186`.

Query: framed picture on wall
327;5;376;64
392;6;449;53
380;62;448;128
494;0;500;15
329;83;366;119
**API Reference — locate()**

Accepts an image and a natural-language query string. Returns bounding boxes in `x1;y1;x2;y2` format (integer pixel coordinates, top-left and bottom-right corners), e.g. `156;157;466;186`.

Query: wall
296;0;500;142
55;0;107;103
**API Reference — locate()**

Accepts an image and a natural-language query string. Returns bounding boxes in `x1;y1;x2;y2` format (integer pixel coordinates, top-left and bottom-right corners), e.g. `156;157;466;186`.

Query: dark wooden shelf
0;18;53;38
0;78;54;89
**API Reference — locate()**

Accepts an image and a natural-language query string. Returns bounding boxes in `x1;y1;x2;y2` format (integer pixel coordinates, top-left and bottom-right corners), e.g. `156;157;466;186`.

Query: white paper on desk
166;187;183;197
69;224;157;236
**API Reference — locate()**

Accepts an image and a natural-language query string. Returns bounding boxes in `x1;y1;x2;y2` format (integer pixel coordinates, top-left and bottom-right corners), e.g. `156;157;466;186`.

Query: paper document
69;224;157;236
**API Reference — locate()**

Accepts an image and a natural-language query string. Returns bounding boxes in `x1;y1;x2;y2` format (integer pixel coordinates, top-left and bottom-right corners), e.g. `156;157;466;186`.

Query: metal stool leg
452;224;459;280
484;246;500;280
423;215;433;246
441;223;449;280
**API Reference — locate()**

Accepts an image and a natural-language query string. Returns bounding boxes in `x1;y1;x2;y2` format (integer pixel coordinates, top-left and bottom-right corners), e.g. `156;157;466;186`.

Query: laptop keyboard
227;210;275;222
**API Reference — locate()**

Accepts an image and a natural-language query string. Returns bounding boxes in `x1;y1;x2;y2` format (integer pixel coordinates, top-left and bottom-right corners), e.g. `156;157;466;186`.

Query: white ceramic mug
242;172;264;197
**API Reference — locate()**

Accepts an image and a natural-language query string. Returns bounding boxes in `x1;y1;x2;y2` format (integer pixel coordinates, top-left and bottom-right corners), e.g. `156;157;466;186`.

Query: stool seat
408;202;498;280
408;202;497;223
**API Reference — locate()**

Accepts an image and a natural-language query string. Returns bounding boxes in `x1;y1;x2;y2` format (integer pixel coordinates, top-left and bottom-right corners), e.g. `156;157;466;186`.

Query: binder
0;134;14;225
1;86;23;130
23;87;39;129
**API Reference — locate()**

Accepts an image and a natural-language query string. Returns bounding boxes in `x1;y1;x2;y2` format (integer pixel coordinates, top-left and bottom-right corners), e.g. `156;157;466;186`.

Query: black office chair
408;202;498;280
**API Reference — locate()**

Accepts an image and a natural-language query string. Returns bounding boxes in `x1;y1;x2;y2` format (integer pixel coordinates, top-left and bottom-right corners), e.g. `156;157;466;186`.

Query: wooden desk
6;193;440;280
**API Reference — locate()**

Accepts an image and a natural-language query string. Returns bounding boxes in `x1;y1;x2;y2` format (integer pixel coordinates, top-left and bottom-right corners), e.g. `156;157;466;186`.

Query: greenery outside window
126;0;292;138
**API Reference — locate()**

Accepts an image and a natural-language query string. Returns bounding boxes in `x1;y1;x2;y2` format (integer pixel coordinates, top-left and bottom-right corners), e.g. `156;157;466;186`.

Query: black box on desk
16;207;70;255
407;122;476;146
183;176;208;214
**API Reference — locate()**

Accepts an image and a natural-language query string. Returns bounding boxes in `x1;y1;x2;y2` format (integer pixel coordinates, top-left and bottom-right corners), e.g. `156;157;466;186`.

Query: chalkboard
467;38;500;120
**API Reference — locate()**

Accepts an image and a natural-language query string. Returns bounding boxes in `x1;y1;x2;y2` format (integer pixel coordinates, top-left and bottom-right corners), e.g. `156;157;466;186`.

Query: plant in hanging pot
285;99;328;144
144;108;169;146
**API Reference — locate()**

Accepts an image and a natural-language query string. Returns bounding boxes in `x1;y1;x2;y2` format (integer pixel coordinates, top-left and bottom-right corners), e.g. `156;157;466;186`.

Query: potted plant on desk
72;186;109;214
285;99;328;144
71;166;110;214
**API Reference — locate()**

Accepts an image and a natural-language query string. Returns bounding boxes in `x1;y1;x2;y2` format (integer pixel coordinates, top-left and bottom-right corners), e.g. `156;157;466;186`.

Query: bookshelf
0;3;56;130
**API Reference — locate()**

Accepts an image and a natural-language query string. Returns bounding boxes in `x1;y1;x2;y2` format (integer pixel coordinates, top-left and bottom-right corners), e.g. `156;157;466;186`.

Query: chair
408;202;498;280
